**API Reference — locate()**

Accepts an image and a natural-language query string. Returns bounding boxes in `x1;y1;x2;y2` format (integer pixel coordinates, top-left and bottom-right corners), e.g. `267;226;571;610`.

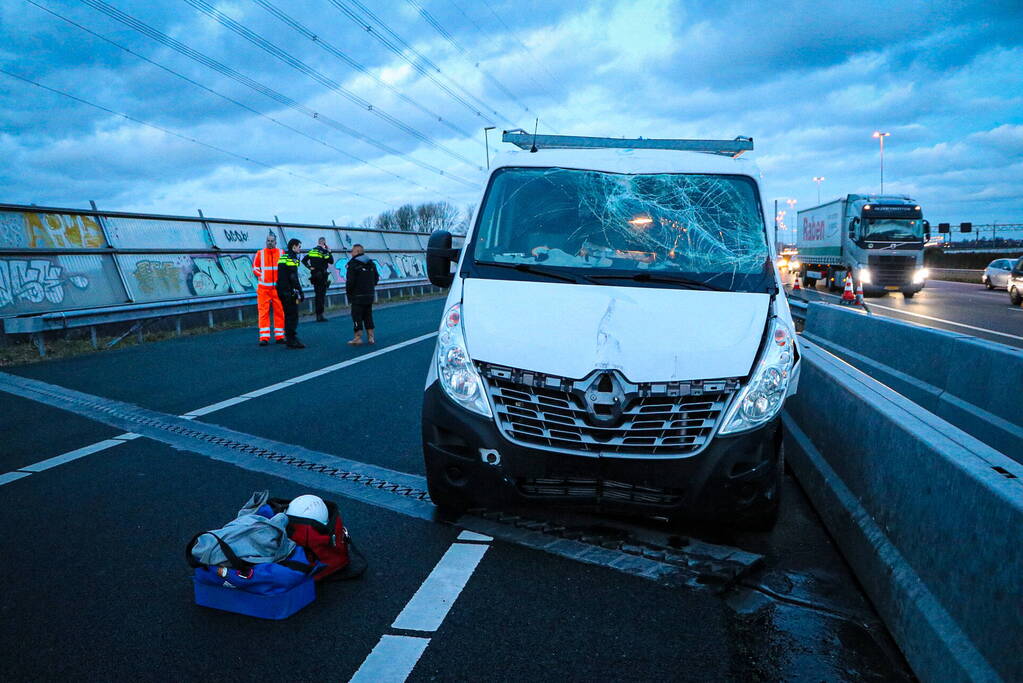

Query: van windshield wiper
477;261;594;284
587;272;729;291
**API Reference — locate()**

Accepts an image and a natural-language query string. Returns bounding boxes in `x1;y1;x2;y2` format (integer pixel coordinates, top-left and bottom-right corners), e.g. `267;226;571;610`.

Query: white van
422;133;800;529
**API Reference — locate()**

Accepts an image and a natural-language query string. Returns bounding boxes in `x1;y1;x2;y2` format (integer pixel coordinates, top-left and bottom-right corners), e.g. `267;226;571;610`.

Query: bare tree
394;204;416;232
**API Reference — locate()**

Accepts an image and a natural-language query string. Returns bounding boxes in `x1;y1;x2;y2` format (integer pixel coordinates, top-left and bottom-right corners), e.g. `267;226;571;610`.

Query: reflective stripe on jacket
253;247;282;286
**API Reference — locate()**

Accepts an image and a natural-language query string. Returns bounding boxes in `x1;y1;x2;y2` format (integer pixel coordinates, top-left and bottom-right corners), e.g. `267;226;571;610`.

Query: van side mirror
426;230;459;288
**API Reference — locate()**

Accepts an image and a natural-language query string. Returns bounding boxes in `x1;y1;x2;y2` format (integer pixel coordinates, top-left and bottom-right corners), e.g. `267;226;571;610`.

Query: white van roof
489;148;761;178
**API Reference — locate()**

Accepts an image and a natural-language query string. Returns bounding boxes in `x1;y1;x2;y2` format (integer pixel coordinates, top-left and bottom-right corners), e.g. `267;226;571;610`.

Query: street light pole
483;126;496;169
872;131;890;194
813;176;825;205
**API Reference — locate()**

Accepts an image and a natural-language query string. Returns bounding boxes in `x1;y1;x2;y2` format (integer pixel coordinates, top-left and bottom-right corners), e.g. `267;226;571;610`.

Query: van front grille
517;478;683;506
478;364;738;457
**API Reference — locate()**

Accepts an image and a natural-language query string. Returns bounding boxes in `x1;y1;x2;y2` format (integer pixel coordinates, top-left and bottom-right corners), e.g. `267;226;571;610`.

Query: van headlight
718;318;795;435
913;267;929;283
436;303;492;417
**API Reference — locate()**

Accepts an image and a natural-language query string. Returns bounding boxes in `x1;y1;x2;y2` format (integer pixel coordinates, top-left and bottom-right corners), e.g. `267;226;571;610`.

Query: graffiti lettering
132;260;187;297
25;213;104;248
0;258;89;308
223;229;250;243
393;254;426;279
218;255;258;292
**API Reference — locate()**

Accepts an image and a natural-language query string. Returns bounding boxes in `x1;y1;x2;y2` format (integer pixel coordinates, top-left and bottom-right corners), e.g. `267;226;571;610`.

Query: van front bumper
422;382;781;520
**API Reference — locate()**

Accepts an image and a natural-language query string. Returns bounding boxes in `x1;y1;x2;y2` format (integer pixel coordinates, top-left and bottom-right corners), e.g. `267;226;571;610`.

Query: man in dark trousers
345;243;379;345
276;238;306;349
302;236;334;322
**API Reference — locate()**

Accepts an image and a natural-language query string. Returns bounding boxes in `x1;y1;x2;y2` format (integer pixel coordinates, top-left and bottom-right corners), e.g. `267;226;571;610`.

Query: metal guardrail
927;267;983;280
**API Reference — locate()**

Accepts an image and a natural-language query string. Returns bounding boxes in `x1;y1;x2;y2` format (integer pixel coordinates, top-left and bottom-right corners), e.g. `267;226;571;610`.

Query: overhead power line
405;0;553;130
479;0;561;93
0;67;391;206
446;0;562;132
24;0;453;200
76;0;477;187
323;0;518;128
181;0;481;170
251;0;481;146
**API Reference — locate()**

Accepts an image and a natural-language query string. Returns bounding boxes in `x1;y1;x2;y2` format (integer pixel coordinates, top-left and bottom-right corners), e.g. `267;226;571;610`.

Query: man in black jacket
276;238;306;349
345;243;379;345
302;236;334;322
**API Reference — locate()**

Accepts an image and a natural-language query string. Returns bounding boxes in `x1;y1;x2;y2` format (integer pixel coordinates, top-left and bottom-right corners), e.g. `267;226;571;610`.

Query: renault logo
579;371;628;427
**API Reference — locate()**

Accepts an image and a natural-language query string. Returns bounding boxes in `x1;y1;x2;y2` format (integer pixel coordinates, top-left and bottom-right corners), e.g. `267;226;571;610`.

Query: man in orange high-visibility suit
252;232;285;346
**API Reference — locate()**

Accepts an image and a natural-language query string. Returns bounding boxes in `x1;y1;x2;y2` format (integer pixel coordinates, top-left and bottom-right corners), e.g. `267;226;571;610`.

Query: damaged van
422;133;800;529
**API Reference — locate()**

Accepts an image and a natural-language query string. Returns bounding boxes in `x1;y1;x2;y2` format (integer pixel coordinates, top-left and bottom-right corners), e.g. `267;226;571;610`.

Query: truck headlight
436;303;492;417
858;268;872;284
913;267;929;283
719;318;796;435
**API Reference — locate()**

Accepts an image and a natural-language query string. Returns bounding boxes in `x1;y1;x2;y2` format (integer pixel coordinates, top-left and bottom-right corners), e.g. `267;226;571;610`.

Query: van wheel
426;473;471;515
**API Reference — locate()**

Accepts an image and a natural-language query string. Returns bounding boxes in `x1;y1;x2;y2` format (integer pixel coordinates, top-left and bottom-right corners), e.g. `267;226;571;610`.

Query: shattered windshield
470;167;771;291
861;218;925;241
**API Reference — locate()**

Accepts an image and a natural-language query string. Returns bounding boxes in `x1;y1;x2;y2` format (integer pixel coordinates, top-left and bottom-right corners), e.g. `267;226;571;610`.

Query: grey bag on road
190;490;296;567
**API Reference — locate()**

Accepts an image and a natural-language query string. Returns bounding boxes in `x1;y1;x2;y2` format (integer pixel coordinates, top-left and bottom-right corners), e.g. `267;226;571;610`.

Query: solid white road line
391;542;490;632
796;289;1023;342
0;331;438;486
351;535;493;683
20;439;126;472
348;635;431;683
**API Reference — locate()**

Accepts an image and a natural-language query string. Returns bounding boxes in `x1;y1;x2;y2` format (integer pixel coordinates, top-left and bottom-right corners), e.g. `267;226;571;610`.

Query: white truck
421;133;800;530
795;194;930;298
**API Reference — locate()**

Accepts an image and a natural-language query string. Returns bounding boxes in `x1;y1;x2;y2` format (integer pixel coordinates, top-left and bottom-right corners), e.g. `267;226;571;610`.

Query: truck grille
517;478;683;506
479;364;737;457
867;254;916;285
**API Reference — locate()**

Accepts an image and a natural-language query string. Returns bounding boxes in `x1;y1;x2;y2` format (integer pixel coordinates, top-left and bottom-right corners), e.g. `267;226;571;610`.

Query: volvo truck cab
421;133;800;530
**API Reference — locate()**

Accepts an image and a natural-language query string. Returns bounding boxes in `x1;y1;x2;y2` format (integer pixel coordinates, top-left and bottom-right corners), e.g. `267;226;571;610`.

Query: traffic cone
855;279;865;306
791;272;802;292
841;274;855;304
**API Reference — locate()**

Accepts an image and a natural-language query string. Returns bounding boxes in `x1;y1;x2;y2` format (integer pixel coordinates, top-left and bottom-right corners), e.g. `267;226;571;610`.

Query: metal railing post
91;200;134;303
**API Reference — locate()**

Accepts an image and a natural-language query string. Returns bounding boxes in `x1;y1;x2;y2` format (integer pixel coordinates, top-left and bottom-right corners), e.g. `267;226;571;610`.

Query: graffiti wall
104;217;211;250
208;223;281;250
0;254;126;314
118;253;262;302
0;211;106;249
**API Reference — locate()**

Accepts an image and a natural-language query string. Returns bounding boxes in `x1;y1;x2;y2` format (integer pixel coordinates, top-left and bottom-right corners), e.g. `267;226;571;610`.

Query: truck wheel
803;277;816;289
901;290;915;299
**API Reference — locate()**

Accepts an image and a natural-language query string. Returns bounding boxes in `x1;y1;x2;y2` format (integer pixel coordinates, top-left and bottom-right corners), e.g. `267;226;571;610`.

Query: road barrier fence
0;203;457;354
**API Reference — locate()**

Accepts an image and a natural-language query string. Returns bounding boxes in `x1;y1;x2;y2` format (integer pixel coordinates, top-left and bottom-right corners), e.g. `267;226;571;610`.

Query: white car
982;258;1015;289
422;133;800;531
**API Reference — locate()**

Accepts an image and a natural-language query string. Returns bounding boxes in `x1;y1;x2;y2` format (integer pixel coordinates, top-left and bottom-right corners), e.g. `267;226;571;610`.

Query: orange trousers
257;286;285;341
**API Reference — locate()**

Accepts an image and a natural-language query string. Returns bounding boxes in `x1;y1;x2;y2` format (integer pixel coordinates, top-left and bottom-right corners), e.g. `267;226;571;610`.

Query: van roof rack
501;131;753;157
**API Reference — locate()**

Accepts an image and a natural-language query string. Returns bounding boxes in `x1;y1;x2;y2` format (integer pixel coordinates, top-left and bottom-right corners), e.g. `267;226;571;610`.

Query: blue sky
1;0;1021;236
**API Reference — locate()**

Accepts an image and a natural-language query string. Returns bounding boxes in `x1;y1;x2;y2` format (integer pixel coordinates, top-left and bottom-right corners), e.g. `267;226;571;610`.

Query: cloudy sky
2;0;1021;236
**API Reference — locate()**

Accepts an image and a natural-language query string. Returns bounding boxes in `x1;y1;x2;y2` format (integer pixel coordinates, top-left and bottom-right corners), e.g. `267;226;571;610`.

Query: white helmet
286;494;328;524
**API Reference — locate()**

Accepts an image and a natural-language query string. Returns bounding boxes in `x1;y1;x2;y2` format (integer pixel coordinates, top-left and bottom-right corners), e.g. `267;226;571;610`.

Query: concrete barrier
802;302;1023;462
784;340;1023;682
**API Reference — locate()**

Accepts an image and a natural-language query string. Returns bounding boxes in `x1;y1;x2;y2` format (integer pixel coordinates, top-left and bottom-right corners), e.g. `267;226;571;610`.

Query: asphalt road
791;278;1023;349
0;298;912;681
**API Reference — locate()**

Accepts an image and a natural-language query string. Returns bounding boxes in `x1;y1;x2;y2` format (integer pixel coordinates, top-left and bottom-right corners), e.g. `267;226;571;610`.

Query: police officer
276;238;305;349
302;236;334;322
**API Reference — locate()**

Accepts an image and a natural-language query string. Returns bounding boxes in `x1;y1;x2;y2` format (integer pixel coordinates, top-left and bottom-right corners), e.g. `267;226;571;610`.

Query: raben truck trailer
795;194;929;298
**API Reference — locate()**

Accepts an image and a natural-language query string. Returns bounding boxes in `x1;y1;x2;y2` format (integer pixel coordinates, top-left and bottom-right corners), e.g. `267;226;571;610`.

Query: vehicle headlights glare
859;268;872;284
719;318;796;435
913;267;929;283
436;303;492;417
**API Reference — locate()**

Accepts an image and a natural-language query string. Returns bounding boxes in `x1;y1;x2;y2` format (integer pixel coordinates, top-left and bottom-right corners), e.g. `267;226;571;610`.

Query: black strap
185;531;255;570
321;537;367;581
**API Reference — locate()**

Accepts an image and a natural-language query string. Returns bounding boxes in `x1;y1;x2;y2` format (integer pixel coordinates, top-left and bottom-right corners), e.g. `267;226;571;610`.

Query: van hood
461;278;770;383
